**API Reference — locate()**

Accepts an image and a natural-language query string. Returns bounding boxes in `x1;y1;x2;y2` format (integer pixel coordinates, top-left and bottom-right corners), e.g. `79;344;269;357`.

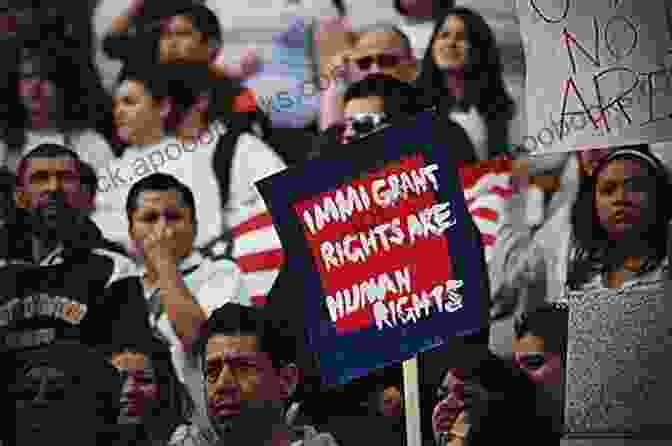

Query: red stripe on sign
480;233;496;246
231;212;274;238
252;295;267;306
469;207;499;221
235;249;285;273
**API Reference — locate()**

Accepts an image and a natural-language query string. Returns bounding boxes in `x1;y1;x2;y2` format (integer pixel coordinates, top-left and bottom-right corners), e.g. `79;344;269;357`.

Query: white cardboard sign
517;0;672;154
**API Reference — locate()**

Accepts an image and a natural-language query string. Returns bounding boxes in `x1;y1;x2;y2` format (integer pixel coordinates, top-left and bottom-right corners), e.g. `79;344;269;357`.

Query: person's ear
278;363;300;400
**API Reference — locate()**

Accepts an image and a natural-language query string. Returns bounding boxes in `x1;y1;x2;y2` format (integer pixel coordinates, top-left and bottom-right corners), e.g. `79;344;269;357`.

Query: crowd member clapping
416;7;515;161
124;173;247;419
0;29;116;172
103;338;196;446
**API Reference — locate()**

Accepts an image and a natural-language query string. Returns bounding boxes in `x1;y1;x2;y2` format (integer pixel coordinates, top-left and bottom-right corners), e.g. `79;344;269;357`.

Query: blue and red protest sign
257;111;489;386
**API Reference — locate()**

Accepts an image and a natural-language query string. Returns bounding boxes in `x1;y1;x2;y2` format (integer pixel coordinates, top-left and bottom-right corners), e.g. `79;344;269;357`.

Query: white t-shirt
91;122;286;300
92;122;284;246
450;105;489;161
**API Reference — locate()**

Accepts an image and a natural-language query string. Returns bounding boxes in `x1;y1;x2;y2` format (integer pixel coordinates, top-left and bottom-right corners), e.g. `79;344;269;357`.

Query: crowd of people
1;0;670;445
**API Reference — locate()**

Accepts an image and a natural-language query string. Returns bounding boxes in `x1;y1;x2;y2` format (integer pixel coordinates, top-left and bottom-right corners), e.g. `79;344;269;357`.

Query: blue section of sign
257;111;489;386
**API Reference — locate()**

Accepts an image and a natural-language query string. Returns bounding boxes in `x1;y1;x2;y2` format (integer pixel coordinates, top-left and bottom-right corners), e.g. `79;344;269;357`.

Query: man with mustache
170;303;339;446
2;143;153;444
2;142;152;362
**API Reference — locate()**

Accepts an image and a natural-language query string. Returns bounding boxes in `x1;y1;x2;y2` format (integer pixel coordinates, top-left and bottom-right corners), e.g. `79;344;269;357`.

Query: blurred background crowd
1;0;671;445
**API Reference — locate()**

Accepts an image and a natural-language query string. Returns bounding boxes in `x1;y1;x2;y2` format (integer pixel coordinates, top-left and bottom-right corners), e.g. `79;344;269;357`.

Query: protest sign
518;0;672;153
256;111;489;386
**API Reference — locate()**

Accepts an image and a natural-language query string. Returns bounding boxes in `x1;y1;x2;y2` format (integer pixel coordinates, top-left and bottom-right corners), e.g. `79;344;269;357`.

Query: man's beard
31;194;81;239
210;401;285;444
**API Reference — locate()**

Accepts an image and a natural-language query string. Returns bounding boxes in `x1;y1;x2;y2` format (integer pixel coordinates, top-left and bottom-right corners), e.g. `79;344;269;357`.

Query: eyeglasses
344;112;389;138
353;53;403;71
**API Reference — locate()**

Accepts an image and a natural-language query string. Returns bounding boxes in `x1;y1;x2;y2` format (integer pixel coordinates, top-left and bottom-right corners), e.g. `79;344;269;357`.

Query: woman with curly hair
0;29;116;172
416;7;515;162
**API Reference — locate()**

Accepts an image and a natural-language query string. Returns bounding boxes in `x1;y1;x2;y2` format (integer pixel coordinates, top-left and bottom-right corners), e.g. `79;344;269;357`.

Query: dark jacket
0;212;152;354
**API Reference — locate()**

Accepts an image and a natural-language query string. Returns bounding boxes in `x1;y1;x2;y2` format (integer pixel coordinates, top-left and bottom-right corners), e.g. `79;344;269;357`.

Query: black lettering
529;0;570;24
604;15;638;62
562;17;601;76
642;67;672;125
560;77;599;139
591;66;638;132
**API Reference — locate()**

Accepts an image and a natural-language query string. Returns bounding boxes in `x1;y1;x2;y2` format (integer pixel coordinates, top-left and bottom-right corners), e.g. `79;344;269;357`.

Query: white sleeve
225;132;287;228
197;259;251;317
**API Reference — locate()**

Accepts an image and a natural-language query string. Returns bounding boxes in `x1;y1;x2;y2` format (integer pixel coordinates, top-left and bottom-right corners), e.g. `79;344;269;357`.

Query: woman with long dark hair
103;338;196;446
492;144;671;310
0;30;116;172
416;7;515;161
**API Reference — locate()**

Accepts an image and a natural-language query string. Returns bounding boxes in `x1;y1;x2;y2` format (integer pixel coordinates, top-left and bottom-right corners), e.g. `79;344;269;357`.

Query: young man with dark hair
125;173;247;428
172;303;339;446
339;73;421;144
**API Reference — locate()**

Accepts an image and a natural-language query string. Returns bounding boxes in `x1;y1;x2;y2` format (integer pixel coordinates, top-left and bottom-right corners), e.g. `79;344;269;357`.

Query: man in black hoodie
1;142;152;363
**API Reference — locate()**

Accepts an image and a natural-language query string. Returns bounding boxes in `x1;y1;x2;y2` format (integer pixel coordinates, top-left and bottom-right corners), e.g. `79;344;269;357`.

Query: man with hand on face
126;173;248;429
171;303;339;446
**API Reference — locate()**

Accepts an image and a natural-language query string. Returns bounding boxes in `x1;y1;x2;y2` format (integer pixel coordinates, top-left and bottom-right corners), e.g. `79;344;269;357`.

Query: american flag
228;210;284;307
458;157;514;262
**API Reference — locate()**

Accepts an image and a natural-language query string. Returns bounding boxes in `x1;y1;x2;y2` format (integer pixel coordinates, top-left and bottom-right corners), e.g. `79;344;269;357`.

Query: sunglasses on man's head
353;53;403;71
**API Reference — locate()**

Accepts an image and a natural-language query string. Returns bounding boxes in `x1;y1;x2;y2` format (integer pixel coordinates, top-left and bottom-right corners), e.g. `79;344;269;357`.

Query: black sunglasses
344;113;389;137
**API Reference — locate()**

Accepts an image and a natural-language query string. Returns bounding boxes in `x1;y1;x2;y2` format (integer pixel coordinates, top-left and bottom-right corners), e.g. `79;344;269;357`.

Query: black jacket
0;212;151;354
